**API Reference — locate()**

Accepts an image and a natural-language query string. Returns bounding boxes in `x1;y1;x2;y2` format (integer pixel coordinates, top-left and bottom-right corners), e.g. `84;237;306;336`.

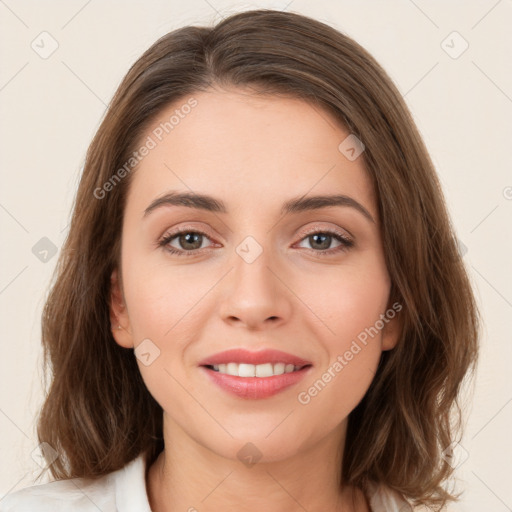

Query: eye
294;228;354;256
158;228;215;257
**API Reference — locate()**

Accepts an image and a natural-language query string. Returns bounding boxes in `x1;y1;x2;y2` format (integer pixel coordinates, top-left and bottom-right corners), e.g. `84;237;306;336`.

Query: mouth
199;362;313;400
198;348;313;399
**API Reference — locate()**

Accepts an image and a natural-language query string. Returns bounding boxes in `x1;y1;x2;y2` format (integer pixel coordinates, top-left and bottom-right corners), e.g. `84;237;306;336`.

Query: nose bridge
219;234;292;328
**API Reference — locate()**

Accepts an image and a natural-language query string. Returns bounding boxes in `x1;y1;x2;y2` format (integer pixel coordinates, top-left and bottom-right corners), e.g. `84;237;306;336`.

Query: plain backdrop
1;0;511;510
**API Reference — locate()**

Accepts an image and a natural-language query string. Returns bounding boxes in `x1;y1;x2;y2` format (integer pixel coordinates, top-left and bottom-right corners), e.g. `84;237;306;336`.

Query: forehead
126;88;376;220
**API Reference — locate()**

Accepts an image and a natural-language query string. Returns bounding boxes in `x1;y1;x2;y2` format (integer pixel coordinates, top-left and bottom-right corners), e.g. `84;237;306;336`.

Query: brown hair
36;9;479;510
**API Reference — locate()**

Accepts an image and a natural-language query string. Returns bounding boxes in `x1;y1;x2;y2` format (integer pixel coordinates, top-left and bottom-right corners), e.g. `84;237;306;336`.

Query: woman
1;8;479;511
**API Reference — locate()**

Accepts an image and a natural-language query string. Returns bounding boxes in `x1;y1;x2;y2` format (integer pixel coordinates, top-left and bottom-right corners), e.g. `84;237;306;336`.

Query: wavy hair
35;9;480;510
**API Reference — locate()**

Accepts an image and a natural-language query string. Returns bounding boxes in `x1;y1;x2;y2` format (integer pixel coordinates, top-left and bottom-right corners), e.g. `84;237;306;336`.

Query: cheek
122;254;208;341
121;257;207;416
121;255;213;399
293;256;389;415
304;256;390;347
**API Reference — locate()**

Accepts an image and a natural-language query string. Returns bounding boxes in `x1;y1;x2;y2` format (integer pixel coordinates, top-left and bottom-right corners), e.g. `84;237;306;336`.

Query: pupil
181;233;201;249
311;234;330;250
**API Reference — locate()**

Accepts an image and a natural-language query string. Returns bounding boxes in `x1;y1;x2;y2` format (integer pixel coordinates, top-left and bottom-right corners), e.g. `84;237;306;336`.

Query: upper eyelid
298;224;353;240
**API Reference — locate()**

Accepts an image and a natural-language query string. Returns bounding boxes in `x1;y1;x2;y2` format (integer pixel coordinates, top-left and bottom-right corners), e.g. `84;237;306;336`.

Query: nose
218;245;293;331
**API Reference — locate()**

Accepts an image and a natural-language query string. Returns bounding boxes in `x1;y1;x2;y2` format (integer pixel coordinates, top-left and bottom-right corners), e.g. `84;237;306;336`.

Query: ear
381;305;403;351
109;267;134;349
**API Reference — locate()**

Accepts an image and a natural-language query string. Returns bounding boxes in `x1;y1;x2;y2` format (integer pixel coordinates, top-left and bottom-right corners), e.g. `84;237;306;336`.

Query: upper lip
199;348;312;368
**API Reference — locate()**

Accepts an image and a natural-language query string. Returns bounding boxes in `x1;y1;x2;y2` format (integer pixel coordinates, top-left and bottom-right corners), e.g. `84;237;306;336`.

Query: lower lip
200;365;312;399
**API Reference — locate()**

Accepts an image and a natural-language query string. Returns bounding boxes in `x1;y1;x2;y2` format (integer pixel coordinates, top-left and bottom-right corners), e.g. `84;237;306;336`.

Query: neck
146;414;370;512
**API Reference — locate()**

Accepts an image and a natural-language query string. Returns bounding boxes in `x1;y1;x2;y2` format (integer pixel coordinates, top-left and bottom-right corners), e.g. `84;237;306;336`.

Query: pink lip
198;348;313;400
200;365;312;399
198;348;312;367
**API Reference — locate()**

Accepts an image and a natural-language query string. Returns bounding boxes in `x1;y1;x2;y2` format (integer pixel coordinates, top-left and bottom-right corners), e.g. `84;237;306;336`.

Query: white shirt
0;451;412;511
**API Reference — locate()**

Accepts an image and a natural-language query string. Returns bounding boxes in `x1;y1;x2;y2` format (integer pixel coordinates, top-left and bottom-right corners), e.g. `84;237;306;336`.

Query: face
110;87;400;463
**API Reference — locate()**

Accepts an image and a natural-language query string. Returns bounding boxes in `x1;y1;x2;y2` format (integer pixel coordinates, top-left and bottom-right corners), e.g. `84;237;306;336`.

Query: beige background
1;0;511;510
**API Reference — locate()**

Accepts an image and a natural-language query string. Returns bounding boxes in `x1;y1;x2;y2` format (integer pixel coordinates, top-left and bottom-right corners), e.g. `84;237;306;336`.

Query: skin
110;86;401;512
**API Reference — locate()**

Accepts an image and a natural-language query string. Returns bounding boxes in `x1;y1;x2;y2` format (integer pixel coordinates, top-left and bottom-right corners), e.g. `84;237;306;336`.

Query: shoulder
366;482;414;511
366;483;460;512
0;452;151;512
0;474;116;512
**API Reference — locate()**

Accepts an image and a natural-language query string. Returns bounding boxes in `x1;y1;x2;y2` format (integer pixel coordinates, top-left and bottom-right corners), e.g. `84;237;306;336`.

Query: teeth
211;362;302;377
273;363;285;375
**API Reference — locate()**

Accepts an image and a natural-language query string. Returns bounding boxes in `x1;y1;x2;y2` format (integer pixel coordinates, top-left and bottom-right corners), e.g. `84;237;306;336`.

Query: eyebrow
143;191;375;223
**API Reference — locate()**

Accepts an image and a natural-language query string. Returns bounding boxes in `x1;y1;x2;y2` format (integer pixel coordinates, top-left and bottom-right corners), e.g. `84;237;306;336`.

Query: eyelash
158;227;354;258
